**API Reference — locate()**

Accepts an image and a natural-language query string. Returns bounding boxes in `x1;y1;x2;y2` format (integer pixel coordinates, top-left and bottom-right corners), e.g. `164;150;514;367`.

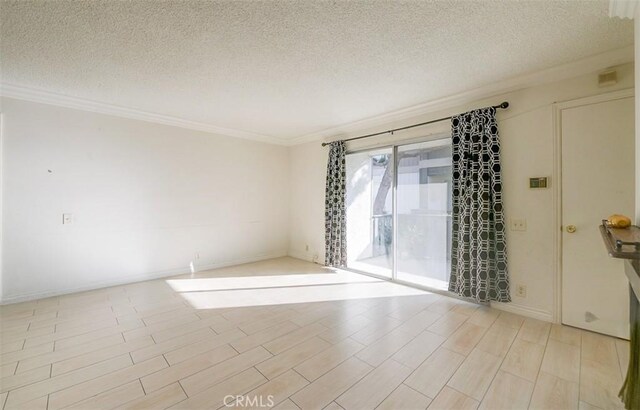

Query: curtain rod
321;101;509;147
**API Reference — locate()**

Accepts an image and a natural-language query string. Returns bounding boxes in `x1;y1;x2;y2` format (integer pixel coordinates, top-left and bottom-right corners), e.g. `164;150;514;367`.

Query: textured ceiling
0;1;633;141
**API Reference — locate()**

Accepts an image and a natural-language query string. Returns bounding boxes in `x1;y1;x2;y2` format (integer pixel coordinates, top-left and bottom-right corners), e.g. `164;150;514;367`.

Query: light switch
62;213;73;225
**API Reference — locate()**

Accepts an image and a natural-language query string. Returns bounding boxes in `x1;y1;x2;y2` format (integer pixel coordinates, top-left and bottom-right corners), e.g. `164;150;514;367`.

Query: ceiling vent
598;69;618;87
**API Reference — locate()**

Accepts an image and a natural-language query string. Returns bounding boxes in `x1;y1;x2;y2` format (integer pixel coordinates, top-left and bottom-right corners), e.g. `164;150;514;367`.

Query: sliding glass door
396;140;452;290
345;148;393;278
345;138;452;290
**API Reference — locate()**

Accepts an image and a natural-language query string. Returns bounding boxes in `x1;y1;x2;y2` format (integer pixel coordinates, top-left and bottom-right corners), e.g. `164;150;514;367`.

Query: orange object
608;214;632;228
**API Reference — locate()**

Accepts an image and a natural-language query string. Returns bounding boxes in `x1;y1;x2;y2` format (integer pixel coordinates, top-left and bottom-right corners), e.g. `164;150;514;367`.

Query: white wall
1;60;634;315
288;141;327;263
288;63;634;321
636;19;640;224
0;112;4;302
0;97;290;303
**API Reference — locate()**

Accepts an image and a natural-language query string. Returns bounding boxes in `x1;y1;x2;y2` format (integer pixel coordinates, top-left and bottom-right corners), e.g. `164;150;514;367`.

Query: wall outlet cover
510;219;527;231
62;213;73;225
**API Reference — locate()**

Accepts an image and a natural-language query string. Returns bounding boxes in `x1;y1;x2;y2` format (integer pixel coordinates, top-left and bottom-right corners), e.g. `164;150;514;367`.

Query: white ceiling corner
0;83;288;145
0;1;634;145
289;45;635;146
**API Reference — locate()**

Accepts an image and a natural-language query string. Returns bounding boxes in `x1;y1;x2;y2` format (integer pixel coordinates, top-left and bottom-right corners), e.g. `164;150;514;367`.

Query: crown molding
0;83;288;146
1;45;634;147
610;0;639;18
287;45;634;146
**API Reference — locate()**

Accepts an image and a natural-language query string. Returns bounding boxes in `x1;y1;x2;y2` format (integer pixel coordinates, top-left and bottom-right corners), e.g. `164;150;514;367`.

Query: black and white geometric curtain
325;141;347;267
449;107;510;303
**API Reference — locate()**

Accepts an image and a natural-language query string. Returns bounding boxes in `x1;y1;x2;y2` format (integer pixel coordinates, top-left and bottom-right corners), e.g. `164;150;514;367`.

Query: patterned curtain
449;107;510;303
325;141;347;267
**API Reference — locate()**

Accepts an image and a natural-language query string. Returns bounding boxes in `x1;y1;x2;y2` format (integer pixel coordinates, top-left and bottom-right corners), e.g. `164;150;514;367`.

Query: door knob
566;225;577;233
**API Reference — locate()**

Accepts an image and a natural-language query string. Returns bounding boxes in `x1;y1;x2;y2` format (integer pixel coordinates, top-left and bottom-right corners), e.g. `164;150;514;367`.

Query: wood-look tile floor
0;257;630;410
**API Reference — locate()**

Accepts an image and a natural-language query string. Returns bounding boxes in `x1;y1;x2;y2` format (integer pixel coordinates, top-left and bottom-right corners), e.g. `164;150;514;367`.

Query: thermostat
529;177;548;189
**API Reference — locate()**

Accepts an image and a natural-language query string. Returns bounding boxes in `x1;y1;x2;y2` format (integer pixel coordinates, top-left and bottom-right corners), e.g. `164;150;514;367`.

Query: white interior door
561;92;634;339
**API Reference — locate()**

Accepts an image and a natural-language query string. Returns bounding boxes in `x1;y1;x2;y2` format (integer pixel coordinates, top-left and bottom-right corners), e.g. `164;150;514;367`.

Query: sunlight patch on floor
173;279;429;309
165;271;376;293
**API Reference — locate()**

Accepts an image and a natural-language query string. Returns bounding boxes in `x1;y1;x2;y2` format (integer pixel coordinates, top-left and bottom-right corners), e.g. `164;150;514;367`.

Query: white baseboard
0;251;287;305
3;250;556;325
191;251;288;274
490;301;554;323
287;249;321;264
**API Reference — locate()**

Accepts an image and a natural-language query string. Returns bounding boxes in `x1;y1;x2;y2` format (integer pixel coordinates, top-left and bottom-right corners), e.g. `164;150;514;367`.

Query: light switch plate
62;213;73;225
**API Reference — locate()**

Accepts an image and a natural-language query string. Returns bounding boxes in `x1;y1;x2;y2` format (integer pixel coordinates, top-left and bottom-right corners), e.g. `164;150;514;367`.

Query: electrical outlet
62;213;73;225
305;244;309;252
510;218;526;231
516;285;527;298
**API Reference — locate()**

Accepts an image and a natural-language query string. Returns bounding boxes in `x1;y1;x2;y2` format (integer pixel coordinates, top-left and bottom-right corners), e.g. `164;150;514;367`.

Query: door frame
551;87;634;324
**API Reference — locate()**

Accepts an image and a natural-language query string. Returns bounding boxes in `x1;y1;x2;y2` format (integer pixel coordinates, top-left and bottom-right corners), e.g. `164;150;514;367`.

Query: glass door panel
396;140;452;290
345;148;394;278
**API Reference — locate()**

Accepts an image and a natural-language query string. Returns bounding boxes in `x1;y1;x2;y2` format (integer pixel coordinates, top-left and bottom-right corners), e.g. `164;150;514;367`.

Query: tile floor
0;257;630;409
